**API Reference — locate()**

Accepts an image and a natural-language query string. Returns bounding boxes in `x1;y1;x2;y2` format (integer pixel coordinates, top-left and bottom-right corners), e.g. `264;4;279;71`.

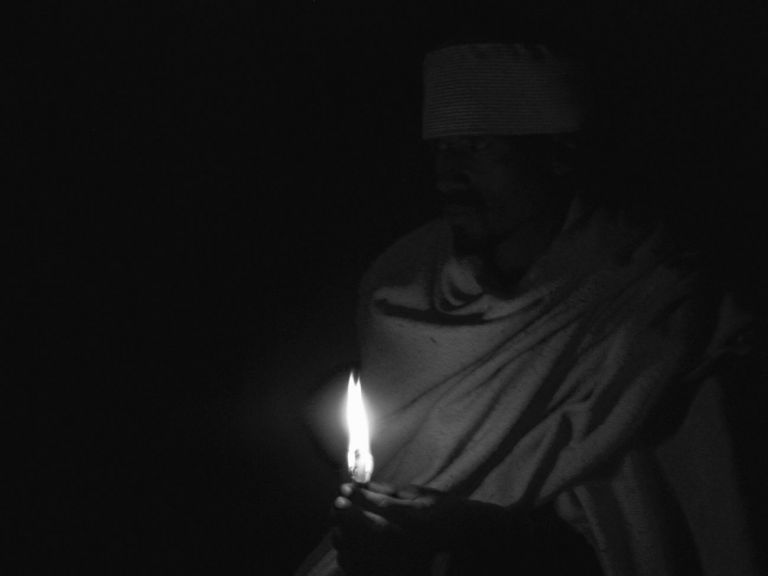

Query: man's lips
440;187;484;218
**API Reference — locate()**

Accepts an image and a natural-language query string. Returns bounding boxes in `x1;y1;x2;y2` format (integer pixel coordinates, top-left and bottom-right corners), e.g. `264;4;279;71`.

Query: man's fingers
358;488;398;507
334;496;395;534
361;509;394;530
336;482;438;531
340;485;400;513
366;481;398;495
340;481;398;497
397;484;428;500
359;486;430;511
340;483;354;497
334;496;352;509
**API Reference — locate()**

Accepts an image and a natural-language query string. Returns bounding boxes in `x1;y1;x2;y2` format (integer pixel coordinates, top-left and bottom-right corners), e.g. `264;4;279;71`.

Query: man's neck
491;197;572;281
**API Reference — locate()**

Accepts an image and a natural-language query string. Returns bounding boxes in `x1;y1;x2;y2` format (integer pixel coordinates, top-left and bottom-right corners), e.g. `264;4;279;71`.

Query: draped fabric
297;200;756;575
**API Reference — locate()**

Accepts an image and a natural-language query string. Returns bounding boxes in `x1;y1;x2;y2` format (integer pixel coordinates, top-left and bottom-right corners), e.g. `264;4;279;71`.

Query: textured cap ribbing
422;43;586;139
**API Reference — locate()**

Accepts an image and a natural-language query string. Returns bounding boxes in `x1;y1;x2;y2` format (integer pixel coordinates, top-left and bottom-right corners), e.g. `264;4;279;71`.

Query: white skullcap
422;43;586;139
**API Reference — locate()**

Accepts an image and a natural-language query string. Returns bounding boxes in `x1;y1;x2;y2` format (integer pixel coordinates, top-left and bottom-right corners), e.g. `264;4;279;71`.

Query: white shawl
298;202;756;575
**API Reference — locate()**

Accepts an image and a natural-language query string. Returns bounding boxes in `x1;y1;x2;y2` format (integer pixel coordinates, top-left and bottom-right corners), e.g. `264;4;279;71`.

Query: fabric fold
297;203;756;575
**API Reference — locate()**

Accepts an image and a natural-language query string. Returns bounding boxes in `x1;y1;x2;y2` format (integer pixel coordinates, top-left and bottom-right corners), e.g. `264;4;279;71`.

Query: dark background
6;1;767;574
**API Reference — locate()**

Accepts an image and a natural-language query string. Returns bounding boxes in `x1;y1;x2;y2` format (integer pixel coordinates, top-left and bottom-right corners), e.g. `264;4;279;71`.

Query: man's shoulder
359;219;449;299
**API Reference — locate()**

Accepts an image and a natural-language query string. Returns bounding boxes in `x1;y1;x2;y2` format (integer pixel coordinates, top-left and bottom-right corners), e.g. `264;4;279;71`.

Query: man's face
432;134;559;253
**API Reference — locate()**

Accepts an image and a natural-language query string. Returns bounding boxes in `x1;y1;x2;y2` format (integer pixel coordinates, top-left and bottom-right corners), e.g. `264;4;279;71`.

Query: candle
346;372;373;484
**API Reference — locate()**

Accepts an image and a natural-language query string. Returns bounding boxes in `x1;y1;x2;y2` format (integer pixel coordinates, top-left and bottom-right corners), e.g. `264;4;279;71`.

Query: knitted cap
422;43;586;139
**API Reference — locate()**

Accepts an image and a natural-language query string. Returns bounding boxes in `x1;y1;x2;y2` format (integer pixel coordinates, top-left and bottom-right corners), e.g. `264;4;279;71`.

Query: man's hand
331;481;508;575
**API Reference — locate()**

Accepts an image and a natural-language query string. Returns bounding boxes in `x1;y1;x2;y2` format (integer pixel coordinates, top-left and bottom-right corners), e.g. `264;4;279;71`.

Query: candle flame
346;373;373;483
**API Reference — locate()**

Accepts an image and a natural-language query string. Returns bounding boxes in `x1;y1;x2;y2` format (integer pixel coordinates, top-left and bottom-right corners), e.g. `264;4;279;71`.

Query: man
298;43;757;575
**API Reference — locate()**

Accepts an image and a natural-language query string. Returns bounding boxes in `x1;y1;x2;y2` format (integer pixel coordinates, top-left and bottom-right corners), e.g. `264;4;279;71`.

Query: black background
7;1;767;574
